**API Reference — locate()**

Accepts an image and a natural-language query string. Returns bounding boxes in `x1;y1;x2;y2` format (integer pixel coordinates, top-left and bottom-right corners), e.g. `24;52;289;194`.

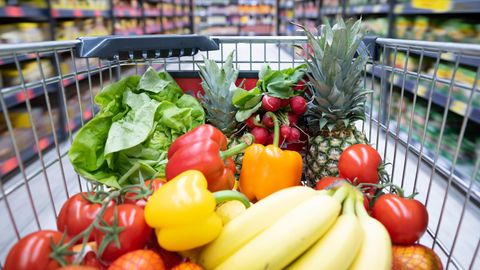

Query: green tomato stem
213;190;251;209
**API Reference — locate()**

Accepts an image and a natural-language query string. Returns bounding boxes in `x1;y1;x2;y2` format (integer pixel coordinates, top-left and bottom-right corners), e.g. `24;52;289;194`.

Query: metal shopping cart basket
0;34;479;269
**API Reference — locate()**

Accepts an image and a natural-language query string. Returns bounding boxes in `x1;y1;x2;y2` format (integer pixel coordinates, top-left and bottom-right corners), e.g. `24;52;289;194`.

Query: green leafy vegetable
69;67;205;188
257;64;307;99
232;87;262;109
235;102;262;122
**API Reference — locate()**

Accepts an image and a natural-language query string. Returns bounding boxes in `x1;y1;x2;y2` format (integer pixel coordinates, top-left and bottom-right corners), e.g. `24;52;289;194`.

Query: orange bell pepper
239;112;303;201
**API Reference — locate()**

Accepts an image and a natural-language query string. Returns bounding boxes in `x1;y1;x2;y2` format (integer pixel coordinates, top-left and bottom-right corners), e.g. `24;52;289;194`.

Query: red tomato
147;232;184;269
4;230;70;270
59;266;99;270
372;193;429;245
124;179;166;208
314;176;347;190
94;204;152;262
57;193;115;242
108;250;165;270
392;244;443;270
338;144;382;185
82;251;106;270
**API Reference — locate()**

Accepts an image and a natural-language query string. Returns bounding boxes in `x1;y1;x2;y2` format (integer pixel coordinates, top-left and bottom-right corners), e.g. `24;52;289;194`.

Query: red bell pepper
166;124;250;192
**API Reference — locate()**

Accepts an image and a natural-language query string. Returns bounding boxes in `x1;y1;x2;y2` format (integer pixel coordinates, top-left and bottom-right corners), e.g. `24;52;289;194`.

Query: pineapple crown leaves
197;51;240;135
295;18;372;131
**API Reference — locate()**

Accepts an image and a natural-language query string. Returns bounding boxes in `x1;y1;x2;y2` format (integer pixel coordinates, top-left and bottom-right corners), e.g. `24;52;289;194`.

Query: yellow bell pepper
144;170;250;251
239;112;303;201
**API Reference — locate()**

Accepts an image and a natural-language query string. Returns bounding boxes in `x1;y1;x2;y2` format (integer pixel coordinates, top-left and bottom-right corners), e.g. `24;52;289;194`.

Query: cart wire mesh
0;36;479;269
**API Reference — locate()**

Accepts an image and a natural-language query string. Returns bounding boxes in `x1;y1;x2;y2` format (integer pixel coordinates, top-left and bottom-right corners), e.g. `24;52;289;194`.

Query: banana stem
353;190;369;218
332;185;350;204
342;196;355;215
317;190;332;196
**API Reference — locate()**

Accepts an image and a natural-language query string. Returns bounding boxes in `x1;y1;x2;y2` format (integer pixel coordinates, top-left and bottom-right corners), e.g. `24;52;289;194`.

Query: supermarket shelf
394;0;480;14
0;133;56;177
320;6;342;15
280;16;293;22
115;28;144;35
197;1;274;6
387;119;480;203
50;8;109;18
301;14;318;19
1;84;56;111
144;9;160;17
345;4;390;15
195;12;273;17
0;53;45;66
410;50;480;67
67;106;97;133
0;104;97;177
145;25;162;34
0;6;48;19
113;7;142;17
279;3;294;9
369;66;480;125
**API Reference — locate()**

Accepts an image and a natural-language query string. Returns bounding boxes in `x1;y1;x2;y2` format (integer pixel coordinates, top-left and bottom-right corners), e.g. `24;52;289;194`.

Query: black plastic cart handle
75;35;220;60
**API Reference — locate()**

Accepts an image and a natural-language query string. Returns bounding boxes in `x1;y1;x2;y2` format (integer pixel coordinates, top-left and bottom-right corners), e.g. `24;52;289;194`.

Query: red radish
251;127;269;145
287;127;301;143
290;96;307;116
265;132;274;145
280;126;292;140
280;98;290;107
262;114;274;128
293;81;306;91
262;95;282;112
287;112;298;126
246;115;256;129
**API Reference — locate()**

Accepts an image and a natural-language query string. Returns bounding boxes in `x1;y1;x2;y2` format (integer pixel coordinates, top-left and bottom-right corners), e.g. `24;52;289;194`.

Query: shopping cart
0;35;479;269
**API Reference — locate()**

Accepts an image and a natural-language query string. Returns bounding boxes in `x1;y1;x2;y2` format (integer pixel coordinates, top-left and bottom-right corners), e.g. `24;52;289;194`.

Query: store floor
1;42;479;270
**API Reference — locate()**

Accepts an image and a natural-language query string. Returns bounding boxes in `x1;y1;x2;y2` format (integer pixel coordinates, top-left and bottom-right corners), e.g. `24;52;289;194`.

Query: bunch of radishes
246;94;307;146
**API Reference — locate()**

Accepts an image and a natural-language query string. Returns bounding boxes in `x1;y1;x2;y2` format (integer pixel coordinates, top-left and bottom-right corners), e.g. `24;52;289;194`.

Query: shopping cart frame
0;35;479;269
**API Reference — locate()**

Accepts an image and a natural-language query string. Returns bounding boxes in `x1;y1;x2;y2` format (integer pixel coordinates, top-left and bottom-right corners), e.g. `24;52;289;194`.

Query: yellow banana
349;196;392;270
287;197;363;270
215;193;342;270
198;186;317;269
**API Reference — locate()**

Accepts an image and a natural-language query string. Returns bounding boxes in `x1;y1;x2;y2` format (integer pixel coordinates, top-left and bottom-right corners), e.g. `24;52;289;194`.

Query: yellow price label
417;85;428;97
451;100;467;115
412;0;452;12
442;52;455;61
394;4;404;13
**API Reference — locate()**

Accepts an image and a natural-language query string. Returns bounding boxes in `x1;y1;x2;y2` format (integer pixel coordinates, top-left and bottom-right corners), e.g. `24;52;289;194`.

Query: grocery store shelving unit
194;0;276;36
0;0;193;177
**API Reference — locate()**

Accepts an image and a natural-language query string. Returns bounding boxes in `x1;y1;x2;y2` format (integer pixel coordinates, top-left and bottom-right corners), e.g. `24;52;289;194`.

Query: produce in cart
296;19;370;185
392;244;443;270
197;52;244;169
232;64;307;147
199;183;392;270
68;68;205;188
239;112;303;201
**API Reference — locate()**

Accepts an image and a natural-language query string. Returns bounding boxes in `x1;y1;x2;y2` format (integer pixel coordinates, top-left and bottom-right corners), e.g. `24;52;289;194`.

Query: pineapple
299;18;370;186
197;51;239;135
197;52;244;169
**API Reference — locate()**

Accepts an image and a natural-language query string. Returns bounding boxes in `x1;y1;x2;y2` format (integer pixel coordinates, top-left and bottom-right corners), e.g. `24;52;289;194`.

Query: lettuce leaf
68;67;205;188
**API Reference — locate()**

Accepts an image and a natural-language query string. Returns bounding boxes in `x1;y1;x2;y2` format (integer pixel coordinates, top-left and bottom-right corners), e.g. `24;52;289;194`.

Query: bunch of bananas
197;185;392;270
